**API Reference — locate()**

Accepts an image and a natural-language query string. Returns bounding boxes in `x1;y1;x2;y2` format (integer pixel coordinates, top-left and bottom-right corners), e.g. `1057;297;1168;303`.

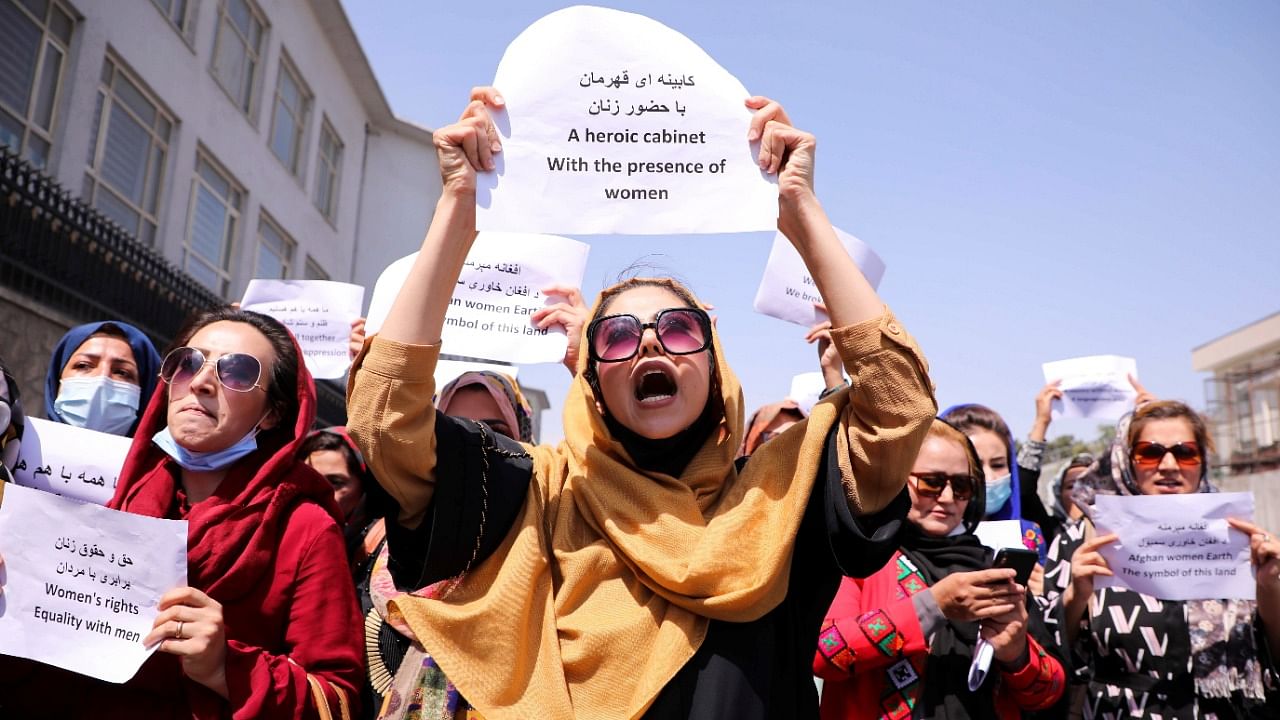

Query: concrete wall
0;286;78;420
1218;470;1280;535
351;127;441;297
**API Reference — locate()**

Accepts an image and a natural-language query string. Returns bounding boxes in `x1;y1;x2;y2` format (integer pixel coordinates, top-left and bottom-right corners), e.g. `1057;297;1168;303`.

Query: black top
385;415;907;720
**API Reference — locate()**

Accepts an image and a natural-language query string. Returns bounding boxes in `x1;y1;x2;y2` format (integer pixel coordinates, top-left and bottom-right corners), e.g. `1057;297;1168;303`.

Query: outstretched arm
346;88;506;526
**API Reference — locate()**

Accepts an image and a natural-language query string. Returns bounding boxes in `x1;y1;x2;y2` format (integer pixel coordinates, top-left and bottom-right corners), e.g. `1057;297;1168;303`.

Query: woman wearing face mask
940;404;1049;567
1044;400;1280;719
345;88;935;719
0;308;363;718
815;419;1065;719
44;321;161;437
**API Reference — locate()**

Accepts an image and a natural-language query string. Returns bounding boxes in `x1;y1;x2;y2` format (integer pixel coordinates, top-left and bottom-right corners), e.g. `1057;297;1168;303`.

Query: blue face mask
54;376;141;436
152;422;263;472
985;473;1013;514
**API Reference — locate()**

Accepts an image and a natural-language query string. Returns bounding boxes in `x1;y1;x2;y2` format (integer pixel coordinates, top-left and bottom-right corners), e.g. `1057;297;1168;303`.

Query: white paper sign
241;280;365;379
788;372;828;416
0;483;188;682
1041;355;1138;421
13;417;131;505
365;233;589;364
753;228;886;326
436;358;519;392
477;5;777;235
975;520;1028;551
1093;492;1255;601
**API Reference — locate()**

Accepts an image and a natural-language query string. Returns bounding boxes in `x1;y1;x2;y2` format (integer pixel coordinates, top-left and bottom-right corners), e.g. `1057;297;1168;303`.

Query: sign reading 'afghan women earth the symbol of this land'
476;5;778;235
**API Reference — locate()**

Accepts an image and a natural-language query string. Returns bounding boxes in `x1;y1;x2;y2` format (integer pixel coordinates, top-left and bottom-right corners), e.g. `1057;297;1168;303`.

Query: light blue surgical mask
985;473;1013;514
152;421;263;472
54;376;141;436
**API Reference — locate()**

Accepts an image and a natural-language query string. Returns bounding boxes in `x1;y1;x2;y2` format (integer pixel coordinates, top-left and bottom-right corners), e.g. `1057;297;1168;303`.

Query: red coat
0;328;362;718
813;551;1063;720
0;497;362;718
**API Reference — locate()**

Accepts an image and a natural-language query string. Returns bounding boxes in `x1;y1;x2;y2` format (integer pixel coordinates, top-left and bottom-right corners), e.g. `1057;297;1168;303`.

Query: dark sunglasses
1131;441;1201;468
587;308;712;363
160;346;265;394
908;471;976;501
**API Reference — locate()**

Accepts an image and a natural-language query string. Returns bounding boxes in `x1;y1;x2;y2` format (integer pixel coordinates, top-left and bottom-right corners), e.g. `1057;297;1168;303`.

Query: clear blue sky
342;1;1279;446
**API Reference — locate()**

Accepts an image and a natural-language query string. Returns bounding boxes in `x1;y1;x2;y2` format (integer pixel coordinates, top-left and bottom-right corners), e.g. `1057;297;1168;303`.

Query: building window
184;152;242;296
313;119;342;222
83;57;173;246
268;54;310;176
304;256;329;280
255;212;294;279
210;0;265;116
151;0;196;42
0;0;73;170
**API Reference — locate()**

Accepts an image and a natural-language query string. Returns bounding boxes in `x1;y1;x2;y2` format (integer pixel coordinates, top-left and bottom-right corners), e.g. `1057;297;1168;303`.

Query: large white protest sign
241;280;365;379
477;6;777;235
366;233;589;364
0;483;188;682
14;417;131;505
1093;492;1255;601
753;229;886;326
1041;355;1138;421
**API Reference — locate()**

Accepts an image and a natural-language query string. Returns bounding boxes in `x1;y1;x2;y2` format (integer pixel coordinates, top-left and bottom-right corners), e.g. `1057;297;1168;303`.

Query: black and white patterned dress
1042;528;1278;720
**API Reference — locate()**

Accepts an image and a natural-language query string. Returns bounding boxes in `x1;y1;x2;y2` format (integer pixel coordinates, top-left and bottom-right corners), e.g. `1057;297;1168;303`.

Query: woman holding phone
1051;400;1280;718
814;419;1065;719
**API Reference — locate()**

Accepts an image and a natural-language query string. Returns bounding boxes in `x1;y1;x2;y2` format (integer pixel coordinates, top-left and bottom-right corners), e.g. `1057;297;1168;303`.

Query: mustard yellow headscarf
388;278;886;719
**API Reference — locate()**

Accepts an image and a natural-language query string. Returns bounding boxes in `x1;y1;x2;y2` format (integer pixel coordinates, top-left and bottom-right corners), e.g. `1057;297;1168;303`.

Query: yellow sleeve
345;335;441;528
830;308;938;515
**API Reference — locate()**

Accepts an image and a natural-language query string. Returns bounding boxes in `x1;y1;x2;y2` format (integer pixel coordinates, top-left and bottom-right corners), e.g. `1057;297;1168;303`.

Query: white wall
352;126;441;301
44;0;434;300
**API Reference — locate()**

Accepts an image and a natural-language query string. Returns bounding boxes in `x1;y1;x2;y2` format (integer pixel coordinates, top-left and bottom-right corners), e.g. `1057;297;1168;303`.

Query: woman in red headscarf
0;307;363;719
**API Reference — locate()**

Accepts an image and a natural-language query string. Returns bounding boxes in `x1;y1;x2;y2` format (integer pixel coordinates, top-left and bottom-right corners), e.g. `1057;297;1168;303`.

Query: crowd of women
0;88;1278;720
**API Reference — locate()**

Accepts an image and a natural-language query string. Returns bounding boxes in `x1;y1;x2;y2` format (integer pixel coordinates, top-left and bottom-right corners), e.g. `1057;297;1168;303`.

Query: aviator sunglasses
160;346;266;393
908;471;976;501
1131;441;1201;469
587;307;712;363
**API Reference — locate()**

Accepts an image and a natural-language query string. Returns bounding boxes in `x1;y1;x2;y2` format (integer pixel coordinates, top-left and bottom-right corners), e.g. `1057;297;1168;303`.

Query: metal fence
0;148;346;425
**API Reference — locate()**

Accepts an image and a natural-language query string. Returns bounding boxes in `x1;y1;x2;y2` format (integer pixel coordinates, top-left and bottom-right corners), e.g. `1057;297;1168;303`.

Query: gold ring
176;621;184;640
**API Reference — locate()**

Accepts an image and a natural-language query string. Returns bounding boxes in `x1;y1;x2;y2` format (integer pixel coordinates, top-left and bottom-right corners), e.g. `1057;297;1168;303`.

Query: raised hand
435;87;505;196
805;303;843;390
531;285;590;374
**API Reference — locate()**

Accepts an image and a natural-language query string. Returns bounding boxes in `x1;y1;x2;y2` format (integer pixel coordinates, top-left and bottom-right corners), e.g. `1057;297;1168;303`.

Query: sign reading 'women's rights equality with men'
476;6;778;235
0;483;188;682
1093;492;1255;601
365;232;589;365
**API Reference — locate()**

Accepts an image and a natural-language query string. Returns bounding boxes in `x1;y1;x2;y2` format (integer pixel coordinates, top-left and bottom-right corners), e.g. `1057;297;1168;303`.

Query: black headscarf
897;420;997;720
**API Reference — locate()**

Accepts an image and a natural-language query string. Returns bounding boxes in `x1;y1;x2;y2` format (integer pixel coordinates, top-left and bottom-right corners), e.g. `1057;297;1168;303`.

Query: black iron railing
0;148;346;426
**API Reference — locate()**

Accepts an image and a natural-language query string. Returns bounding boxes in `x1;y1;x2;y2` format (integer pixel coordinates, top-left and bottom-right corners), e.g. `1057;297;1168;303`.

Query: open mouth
1153;478;1185;492
634;368;677;405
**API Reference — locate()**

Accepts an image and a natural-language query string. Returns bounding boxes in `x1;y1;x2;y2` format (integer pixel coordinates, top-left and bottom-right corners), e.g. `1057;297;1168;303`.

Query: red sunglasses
1131;441;1201;469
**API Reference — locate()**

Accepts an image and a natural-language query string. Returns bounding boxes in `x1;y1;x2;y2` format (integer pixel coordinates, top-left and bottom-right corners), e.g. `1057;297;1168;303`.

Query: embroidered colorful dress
815;551;1064;720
